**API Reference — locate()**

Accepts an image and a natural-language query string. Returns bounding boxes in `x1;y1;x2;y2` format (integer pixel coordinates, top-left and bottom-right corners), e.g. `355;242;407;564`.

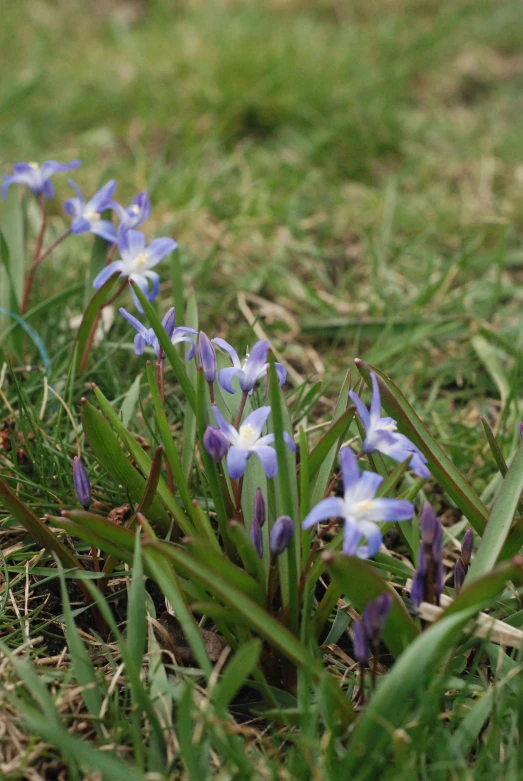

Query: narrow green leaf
467;442;523;580
81;400;170;534
120;373;142;428
75;273;120;372
127;531;147;667
213;639;262;714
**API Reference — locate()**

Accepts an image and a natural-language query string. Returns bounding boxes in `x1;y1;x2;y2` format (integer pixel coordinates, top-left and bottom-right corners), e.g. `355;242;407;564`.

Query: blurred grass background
2;0;523;471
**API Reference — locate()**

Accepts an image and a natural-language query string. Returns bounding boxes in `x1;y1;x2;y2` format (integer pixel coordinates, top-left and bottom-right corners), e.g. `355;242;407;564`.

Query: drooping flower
211;405;295;479
64;179;117;242
203;426;229;462
349;372;429;479
119;306;196;357
2;159;81;200
212;338;286;395
93;226;177;311
302;447;414;559
199;332;216;383
73;456;91;510
110;192;151;229
270;516;294;556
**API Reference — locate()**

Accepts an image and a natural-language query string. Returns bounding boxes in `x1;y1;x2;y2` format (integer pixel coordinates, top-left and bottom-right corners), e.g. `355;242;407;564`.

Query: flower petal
218;367;243;394
211;406;238;444
369;372;382;425
342;519;363;555
118;227;146;259
339;446;360;490
252;445;278;478
274;362;287;387
87;180;117;212
227;446;250;479
143;270;160;301
359;498;414;523
134;333;146;355
40;159;81;177
351;470;383;502
354;520;382;559
70;216;92;234
90;220;118;243
146;237;177;266
302;496;345;530
348;390;370;429
92;261;123;289
243;340;270;388
211;338;241;369
119;307;146;336
241;405;271;439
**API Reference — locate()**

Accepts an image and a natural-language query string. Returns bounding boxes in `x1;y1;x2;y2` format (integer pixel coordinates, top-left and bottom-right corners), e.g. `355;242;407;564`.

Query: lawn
2;0;523;778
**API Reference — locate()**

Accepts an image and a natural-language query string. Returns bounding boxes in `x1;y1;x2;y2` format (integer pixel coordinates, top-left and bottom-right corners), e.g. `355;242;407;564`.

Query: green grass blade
127;530;147;667
213;639;262;714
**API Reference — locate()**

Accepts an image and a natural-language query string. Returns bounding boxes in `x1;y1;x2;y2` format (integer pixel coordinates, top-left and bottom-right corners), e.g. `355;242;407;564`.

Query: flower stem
234;391;249;429
21;197;47;314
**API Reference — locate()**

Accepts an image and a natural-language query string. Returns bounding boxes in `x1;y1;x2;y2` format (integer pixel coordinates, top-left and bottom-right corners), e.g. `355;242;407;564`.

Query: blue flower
212;338;287;395
349;372;429;479
302;447;414;559
93;226;177;311
211;404;295;479
110;192;151;229
64;179;117;242
119;306;196;357
199;332;217;383
2;159;81;200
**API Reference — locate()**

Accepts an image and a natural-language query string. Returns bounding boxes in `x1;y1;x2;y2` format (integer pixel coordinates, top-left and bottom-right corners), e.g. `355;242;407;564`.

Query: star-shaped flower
212;338;286;395
64;179;117;242
2;159;81;200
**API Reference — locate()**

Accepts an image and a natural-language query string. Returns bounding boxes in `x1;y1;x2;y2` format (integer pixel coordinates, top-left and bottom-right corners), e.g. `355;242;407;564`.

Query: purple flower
461;529;474;568
250;517;264;558
349;373;429;479
211;405;295;479
199;332;216;383
119;306;196;357
454;558;466;592
93;226;177;311
302;447;414;560
64;179;117;242
354;594;392;665
253;487;266;528
212;338;286;395
411;505;445;609
110;192;151;229
2;159;81;200
269;516;294;556
353;618;370;665
203;426;229;463
73;456;91;510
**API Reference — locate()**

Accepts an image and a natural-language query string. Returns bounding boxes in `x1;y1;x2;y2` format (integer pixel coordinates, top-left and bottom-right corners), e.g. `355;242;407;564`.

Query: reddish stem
234;391;249;429
21;196;47;314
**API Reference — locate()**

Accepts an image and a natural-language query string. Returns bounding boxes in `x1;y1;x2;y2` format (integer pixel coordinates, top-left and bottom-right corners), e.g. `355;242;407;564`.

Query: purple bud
269;515;294;556
353;617;370;665
417;545;427;575
73;456;91;510
461;529;474;568
411;569;424;612
362;593;392;640
161;307;176;340
421;503;439;546
253;488;266;528
199;332;216;383
435;557;445;600
203;426;228;462
519;422;523;441
454;557;466;592
250;517;263;558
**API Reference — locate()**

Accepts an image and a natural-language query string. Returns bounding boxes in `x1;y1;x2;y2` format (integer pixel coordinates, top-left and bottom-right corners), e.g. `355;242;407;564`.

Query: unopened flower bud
269;516;294;556
253;488;266;528
410;569;424;612
454;557;466;592
421;503;439;546
353;617;370;665
199;332;216;383
73;456;91;510
363;593;392;640
461;529;474;568
203;426;228;462
250;517;263;558
161;307;176;340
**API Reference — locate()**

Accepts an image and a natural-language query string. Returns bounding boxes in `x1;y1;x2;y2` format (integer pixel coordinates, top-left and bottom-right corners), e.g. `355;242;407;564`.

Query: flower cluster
2;159;177;313
353;593;393;666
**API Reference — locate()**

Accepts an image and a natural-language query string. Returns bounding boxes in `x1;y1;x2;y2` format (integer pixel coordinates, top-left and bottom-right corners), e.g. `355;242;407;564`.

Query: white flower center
28;162;39;169
135;252;149;268
130;204;141;215
85;210;101;222
383;422;397;432
237;423;258;449
356;500;374;513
